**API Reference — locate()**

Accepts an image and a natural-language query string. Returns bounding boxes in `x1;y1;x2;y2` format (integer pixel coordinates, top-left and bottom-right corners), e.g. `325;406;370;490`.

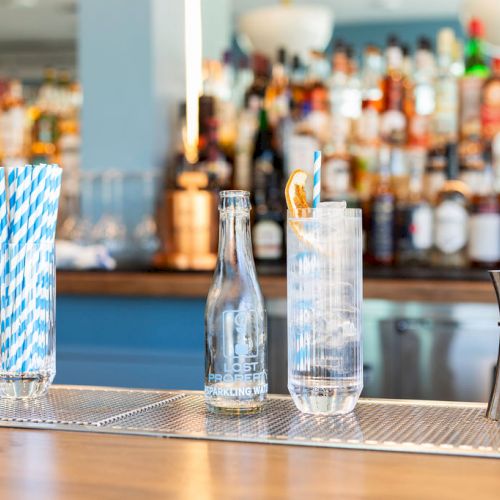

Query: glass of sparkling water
287;202;363;415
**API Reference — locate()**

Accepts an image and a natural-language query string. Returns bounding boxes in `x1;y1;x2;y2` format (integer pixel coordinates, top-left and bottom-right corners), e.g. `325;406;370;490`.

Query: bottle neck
445;143;459;180
408;170;424;200
217;209;255;273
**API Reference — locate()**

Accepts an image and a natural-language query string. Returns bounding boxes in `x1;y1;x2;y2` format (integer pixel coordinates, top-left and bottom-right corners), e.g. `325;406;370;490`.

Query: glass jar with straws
0;164;62;399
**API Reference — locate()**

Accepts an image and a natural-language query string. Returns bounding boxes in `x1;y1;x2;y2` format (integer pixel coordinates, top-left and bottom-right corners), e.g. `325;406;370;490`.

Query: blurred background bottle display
0;68;81;240
3;11;496;272
152;15;500;271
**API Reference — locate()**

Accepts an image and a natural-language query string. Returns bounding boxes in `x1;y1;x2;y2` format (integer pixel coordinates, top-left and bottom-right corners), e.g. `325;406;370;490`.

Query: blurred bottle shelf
56;266;497;303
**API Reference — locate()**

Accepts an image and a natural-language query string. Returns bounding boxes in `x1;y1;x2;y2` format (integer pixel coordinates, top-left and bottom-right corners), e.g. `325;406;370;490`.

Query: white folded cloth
56;240;117;270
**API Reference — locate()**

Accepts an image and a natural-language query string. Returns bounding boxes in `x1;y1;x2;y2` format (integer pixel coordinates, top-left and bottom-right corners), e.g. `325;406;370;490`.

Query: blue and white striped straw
312;150;321;209
0;169;8;368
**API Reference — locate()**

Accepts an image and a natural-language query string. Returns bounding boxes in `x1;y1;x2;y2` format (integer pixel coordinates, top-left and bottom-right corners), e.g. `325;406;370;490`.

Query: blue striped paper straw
312;150;321;208
28;165;61;371
24;166;47;371
0;169;8;369
9;167;31;371
38;166;61;368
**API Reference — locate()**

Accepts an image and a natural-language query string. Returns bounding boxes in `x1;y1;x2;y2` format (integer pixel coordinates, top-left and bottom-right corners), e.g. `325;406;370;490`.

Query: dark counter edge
56;267;498;304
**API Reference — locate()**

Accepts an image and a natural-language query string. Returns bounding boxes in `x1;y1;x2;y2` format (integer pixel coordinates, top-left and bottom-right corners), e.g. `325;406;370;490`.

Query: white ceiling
0;0;460;43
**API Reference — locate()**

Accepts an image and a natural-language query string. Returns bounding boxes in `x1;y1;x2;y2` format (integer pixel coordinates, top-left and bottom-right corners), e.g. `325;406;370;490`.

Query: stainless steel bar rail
0;386;498;458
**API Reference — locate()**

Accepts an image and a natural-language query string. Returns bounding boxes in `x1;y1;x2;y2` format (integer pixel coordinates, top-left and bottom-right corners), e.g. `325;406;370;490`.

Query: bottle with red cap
465;17;490;78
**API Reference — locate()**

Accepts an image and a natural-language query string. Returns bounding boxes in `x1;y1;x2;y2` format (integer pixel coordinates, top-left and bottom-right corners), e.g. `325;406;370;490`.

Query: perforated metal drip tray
0;386;498;458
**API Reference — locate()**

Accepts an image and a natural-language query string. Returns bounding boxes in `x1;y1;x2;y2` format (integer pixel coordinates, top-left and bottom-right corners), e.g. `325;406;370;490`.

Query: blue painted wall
55;296;206;390
333;18;463;55
79;0;155;173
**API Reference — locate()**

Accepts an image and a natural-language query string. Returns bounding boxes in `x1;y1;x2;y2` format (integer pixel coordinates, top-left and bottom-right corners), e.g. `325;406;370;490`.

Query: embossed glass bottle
205;191;268;414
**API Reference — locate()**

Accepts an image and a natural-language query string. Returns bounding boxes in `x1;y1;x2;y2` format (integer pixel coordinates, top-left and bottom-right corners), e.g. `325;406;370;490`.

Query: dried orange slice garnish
285;169;309;216
285;169;317;248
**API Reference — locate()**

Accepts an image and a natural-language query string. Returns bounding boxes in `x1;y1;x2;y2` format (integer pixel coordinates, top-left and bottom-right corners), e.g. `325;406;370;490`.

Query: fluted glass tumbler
0;242;56;398
287;203;363;415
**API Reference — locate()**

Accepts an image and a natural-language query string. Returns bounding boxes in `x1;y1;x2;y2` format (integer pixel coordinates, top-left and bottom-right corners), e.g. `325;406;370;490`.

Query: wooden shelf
56;270;498;304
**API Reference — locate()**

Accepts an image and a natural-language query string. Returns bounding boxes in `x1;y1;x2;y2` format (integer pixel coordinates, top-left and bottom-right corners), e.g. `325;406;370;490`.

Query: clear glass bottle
205;191;268;414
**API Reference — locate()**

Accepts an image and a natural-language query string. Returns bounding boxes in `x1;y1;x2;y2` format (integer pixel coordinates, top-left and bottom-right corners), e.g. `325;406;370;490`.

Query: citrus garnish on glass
285;169;309;217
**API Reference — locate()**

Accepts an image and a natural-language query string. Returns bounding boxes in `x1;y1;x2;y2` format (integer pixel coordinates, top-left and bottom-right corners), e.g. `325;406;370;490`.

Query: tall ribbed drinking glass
287;202;363;415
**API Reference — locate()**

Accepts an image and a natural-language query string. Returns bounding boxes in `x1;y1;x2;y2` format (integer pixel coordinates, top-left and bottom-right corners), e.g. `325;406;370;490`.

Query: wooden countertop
56;270;498;304
0;428;498;499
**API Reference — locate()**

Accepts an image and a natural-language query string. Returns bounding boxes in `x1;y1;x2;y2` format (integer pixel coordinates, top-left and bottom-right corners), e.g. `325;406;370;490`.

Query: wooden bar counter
56;267;498;303
0;427;498;499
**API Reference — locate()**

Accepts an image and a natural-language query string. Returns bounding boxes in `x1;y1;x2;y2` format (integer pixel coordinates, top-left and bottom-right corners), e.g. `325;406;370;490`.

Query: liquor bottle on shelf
289;54;307;115
389;146;409;201
360;45;384;113
401;44;413;80
37;67;57;111
368;146;396;265
328;40;350;140
307;49;330;89
464;17;490;78
305;73;330;145
424;146;447;204
322;137;352;203
409;37;436;148
252;171;284;262
233;95;259;191
0;80;27;165
344;44;362;121
395;154;433;265
198;117;233;190
358;44;383;143
432;142;470;267
433;28;458;143
233;56;254;110
245;54;270;105
31;77;58;165
380;36;407;146
468;146;500;267
354;45;383;202
459;139;484;195
251;108;284;262
481;58;500;144
265;47;290;125
198;95;216;151
460;18;489;142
